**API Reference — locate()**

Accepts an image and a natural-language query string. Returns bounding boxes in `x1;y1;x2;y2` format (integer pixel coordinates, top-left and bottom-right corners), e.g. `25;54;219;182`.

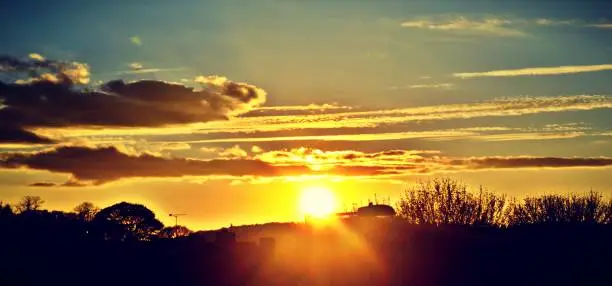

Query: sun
299;186;338;219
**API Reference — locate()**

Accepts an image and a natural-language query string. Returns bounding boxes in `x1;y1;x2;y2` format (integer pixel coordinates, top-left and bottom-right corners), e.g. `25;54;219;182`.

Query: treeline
397;178;612;227
0;198;191;242
1;178;611;243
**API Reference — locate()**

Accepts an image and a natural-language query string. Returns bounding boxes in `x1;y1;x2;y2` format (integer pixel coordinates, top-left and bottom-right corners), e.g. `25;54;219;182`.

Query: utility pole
169;213;187;226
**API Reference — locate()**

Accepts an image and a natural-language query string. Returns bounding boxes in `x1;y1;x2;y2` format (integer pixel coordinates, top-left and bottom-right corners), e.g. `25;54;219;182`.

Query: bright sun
299;186;337;219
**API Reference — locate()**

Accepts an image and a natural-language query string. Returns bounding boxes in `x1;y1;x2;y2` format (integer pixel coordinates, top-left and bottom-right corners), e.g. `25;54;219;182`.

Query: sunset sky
1;0;611;230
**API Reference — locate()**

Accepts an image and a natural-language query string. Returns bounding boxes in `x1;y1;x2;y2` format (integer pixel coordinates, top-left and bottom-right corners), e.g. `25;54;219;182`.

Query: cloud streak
129;36;142;46
2;146;611;186
401;17;525;37
590;24;612;29
114;67;185;75
401;16;610;37
38;95;612;141
0;145;309;184
454;64;612;78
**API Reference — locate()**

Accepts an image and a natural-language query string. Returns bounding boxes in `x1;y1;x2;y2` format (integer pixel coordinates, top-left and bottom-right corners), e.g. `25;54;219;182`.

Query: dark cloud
28;182;56;187
0;145;309;185
0;55;266;144
0;54;89;84
3;146;611;186
460;157;612;169
0;125;55;144
28;180;91;187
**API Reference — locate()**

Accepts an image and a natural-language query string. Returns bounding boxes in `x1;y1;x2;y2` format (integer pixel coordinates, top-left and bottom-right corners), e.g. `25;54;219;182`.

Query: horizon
1;0;612;230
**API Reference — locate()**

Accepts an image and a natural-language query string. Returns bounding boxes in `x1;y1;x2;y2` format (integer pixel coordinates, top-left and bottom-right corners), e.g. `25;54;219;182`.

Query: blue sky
1;0;611;229
3;1;611;106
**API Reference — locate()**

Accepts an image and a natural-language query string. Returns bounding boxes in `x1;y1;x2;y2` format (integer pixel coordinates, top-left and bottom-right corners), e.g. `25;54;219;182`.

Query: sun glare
299;186;337;219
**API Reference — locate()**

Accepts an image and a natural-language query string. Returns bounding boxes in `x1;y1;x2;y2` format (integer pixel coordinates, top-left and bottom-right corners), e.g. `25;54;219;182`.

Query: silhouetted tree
91;202;163;241
73;202;99;222
15;196;44;213
158;225;192;239
509;191;612;225
0;201;13;218
397;178;508;226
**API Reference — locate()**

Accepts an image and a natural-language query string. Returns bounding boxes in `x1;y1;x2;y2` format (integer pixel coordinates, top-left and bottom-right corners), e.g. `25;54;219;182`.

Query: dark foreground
1;219;610;286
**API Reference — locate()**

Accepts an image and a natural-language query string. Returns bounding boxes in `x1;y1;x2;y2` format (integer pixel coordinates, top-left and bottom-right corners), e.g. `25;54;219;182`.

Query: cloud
432;132;585;142
454;157;612;169
0;145;309;184
44;94;611;141
200;147;221;153
0;125;55;144
1;54;90;84
199;95;612;135
244;103;354;117
129;62;144;70
0;54;267;143
253;148;612;176
130;36;142;46
400;16;526;37
402;83;454;89
454;64;612;78
115;67;185;75
28;53;45;62
589;23;612;28
157;142;191;151
181;130;476;144
28;182;56;187
534;18;576;26
218;145;248;158
401;16;612;37
3;146;610;185
409;83;453;89
251;145;264;153
179;129;588;145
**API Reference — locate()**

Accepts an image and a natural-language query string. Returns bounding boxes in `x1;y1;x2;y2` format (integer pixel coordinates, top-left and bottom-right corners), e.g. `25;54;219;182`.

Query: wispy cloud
28;53;45;61
245;103;354;117
129;36;142;46
401;17;525;37
218;145;248;158
407;83;454;89
534;18;576;26
129;62;144;70
453;64;612;78
401;16;611;37
41;95;612;140
114;67;186;75
589;23;612;29
254;103;353;111
175;129;591;145
177;130;477;144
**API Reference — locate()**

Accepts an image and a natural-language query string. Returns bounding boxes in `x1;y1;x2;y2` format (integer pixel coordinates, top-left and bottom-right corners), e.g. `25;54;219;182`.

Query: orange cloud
3;146;611;186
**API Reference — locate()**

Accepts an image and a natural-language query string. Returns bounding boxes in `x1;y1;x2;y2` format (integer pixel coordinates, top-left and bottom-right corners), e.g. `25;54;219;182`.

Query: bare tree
15;196;45;213
509;191;612;225
74;202;99;222
397;178;508;226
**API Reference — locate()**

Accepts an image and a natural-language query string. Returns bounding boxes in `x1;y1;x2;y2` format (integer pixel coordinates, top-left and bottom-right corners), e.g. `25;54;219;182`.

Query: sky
1;0;611;230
